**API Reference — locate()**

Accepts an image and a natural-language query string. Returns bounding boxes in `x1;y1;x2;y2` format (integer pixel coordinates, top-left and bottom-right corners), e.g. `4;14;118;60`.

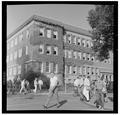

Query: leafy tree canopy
88;5;114;61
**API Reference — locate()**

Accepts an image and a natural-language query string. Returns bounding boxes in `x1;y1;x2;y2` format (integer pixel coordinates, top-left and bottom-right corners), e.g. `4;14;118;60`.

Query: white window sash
47;29;51;38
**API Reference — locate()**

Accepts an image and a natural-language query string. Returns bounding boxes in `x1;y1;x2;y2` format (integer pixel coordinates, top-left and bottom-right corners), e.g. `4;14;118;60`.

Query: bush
23;70;50;90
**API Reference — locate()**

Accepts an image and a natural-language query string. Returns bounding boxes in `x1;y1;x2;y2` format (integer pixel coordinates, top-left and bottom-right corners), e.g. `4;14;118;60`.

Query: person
94;76;104;110
43;72;60;109
38;78;43;92
19;79;27;94
33;78;38;93
73;77;80;96
78;76;84;101
83;76;90;102
102;78;108;103
25;80;30;93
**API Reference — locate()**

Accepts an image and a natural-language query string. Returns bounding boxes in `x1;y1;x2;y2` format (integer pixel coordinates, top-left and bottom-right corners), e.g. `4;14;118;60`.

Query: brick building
7;15;113;85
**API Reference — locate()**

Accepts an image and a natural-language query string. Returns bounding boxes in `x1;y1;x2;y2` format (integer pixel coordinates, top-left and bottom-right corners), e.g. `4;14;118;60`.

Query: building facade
7;15;113;85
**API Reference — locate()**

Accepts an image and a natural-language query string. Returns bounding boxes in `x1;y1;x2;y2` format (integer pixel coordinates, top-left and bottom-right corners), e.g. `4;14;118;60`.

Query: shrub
23;70;50;90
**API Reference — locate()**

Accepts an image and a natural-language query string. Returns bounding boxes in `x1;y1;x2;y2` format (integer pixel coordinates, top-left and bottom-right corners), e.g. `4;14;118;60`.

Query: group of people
7;73;109;110
19;78;43;94
73;75;108;110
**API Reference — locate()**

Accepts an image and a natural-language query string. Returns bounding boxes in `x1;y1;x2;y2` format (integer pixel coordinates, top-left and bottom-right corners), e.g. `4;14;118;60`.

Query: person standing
19;79;27;94
78;76;84;101
33;78;38;93
94;76;104;110
38;78;43;92
73;78;80;96
102;78;108;103
83;76;90;102
43;72;60;109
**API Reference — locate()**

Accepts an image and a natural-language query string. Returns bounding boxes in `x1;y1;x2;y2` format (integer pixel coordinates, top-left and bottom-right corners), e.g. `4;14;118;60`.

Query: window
65;65;67;74
11;40;13;48
96;68;100;75
83;66;86;75
38;44;44;54
46;62;50;73
64;35;67;43
46;45;51;55
26;30;30;39
53;63;58;73
83;53;86;60
87;53;91;61
77;38;81;46
18;65;21;74
38;62;42;72
78;52;81;60
18;48;22;58
53;46;58;55
64;50;67;58
91;56;95;62
10;53;13;61
67;34;72;44
87;67;91;75
73;51;77;59
92;68;95;75
73;66;77;74
78;66;82;75
86;41;90;48
73;36;76;45
53;31;58;39
47;29;51;38
15;37;17;45
68;65;72;74
111;75;113;81
19;34;23;42
13;66;17;75
90;42;93;48
14;51;17;60
68;50;72;58
82;39;86;47
39;27;44;36
41;62;44;73
26;46;28;55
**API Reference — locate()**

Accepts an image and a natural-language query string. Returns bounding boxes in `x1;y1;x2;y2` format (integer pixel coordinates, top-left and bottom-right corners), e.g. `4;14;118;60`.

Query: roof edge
7;15;92;39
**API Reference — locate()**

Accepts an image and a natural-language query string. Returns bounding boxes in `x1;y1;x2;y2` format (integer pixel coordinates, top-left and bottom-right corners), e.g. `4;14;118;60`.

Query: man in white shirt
19;79;27;94
33;78;38;93
83;76;90;102
38;79;43;92
43;73;60;109
73;76;84;96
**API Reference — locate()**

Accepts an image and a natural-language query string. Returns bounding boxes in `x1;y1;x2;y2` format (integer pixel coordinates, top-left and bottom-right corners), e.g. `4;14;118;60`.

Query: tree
88;5;114;61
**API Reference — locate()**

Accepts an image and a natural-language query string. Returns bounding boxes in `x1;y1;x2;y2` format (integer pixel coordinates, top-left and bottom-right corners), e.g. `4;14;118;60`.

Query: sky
7;4;95;36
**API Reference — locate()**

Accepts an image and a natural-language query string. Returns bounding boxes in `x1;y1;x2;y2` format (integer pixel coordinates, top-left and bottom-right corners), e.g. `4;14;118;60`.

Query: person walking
73;77;80;96
102;78;108;103
19;79;27;94
33;78;38;93
43;72;60;109
78;76;84;101
94;76;104;110
38;78;43;92
83;76;90;102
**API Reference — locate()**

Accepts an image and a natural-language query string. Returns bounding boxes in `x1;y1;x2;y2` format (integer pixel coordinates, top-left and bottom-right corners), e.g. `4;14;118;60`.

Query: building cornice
7;15;92;40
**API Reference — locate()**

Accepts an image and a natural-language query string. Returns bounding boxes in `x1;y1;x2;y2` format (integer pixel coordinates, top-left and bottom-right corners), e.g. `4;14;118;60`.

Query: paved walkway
7;93;113;111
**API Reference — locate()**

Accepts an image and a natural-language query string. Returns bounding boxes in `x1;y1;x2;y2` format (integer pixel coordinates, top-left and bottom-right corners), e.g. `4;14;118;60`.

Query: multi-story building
7;15;113;85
